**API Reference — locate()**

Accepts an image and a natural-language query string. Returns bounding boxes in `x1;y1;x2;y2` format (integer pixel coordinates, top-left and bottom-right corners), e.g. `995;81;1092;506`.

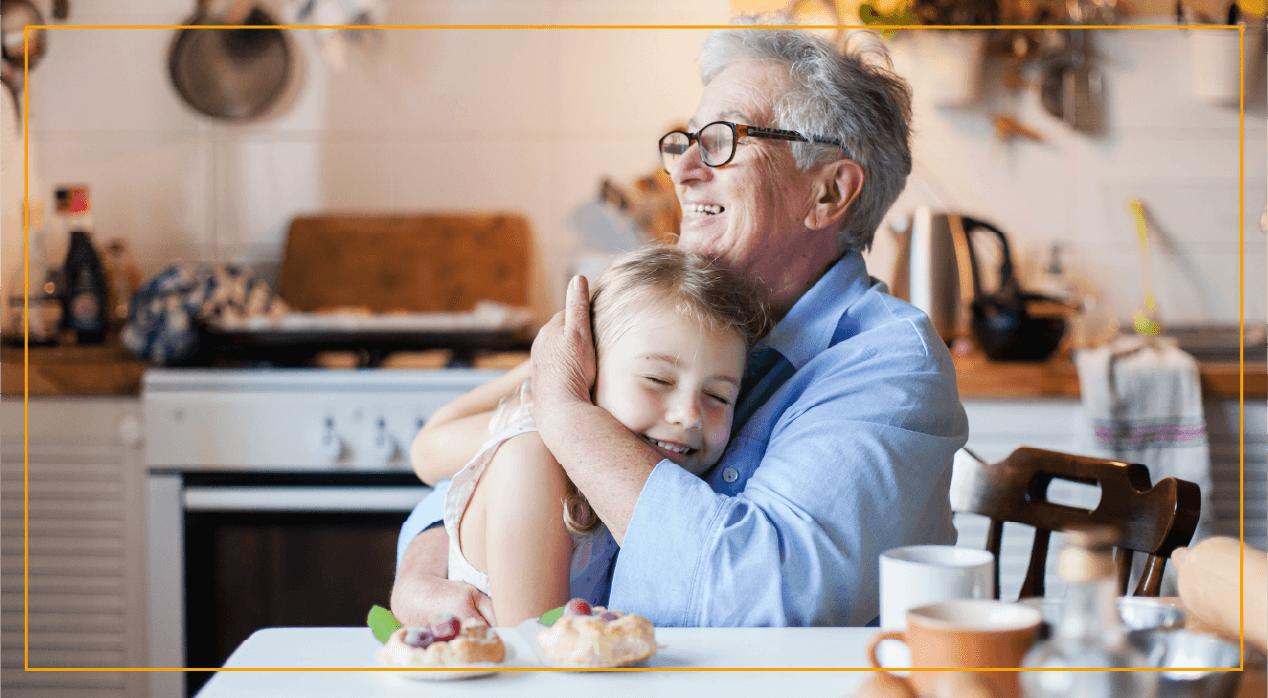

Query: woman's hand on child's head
531;275;598;420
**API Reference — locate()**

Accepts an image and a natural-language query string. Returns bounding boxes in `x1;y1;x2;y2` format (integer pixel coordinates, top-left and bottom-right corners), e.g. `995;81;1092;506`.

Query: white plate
513;618;659;669
381;637;517;681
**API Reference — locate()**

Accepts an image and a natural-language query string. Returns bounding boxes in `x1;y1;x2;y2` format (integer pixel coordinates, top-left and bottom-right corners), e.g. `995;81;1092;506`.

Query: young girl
413;245;770;625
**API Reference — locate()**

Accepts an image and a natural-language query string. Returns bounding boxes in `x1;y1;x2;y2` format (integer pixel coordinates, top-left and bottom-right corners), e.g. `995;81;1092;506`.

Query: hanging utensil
168;0;294;121
1039;30;1070;122
1061;26;1104;134
0;0;47;116
1128;199;1161;336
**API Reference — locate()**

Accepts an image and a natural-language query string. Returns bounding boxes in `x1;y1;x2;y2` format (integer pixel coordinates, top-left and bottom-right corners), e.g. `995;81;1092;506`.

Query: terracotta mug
867;599;1042;698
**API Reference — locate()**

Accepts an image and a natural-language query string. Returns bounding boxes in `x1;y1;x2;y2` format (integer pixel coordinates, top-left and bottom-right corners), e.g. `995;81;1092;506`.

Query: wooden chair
951;446;1202;599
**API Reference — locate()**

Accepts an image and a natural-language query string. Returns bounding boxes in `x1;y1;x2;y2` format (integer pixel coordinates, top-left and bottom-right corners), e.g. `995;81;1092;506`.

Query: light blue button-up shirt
398;251;967;626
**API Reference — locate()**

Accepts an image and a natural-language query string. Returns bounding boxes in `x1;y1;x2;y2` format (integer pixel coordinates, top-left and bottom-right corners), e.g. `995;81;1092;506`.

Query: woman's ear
804;158;864;232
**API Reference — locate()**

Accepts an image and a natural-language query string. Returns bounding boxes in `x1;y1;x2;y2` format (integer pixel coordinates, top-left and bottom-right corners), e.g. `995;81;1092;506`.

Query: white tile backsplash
210;137;325;253
29;27;197;135
2;3;1263;325
387;28;557;134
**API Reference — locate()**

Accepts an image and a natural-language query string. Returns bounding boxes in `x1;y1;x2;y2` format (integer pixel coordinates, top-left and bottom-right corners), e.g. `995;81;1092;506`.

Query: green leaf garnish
368;604;403;643
539;605;564;626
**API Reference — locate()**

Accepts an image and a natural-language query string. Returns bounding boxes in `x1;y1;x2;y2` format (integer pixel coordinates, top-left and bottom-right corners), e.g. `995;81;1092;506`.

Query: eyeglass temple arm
740;125;846;149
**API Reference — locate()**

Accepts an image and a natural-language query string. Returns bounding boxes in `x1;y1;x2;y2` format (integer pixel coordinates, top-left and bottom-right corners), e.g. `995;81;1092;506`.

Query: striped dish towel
1075;334;1212;536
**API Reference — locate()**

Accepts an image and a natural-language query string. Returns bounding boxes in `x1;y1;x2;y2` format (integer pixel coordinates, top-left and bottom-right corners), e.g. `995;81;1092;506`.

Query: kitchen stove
144;367;504;469
143;366;505;696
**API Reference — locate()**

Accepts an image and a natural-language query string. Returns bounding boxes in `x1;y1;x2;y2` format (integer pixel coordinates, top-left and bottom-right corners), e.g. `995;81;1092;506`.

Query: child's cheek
703;410;733;454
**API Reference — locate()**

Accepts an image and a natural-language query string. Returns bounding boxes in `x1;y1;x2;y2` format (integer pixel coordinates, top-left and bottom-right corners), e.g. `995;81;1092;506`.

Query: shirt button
722;467;739;483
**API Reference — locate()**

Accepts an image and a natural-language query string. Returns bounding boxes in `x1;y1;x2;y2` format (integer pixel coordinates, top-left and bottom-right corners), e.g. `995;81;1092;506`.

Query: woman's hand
531;275;597;423
391;526;497;627
529;274;654;543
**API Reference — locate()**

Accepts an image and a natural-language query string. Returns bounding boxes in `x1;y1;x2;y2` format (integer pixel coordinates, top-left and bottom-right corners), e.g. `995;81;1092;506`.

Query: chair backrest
951;447;1201;598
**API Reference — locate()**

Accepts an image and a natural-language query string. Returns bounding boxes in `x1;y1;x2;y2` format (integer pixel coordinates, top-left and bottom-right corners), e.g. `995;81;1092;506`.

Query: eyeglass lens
660;122;735;172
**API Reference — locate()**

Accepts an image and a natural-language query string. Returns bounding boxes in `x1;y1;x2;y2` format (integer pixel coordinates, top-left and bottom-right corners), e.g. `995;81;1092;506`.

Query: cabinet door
1206;400;1268;549
1;398;147;698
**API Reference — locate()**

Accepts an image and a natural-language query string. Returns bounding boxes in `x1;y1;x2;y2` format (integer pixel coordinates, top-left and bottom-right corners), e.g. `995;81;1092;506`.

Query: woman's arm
475;432;574;626
411;360;531;484
390;525;497;627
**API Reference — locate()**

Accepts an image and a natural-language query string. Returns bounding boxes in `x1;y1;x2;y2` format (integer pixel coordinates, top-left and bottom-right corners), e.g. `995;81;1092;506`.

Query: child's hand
531;275;597;418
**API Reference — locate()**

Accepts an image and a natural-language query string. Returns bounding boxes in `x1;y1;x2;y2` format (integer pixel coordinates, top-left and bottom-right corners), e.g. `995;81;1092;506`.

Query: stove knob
316;417;347;464
357;417;399;468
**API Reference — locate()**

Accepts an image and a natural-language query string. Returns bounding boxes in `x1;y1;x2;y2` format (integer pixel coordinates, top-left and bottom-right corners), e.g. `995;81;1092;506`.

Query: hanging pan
168;0;293;121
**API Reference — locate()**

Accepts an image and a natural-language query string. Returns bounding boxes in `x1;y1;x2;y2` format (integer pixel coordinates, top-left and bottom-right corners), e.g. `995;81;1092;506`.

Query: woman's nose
670;140;709;187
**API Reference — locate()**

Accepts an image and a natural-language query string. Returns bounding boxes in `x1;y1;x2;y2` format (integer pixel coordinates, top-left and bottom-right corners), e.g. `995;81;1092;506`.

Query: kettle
957;215;1073;362
895;209;1073;362
899;206;970;343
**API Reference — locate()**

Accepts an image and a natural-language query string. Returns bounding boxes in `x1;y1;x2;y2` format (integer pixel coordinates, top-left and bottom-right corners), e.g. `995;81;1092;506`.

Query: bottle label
70;292;101;329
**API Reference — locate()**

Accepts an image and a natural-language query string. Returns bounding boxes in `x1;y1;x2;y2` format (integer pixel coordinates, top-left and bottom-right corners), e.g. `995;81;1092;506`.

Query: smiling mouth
645;437;697;461
686;203;724;216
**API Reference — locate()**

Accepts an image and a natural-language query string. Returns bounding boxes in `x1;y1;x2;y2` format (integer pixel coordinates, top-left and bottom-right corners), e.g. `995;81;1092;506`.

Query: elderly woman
393;18;967;627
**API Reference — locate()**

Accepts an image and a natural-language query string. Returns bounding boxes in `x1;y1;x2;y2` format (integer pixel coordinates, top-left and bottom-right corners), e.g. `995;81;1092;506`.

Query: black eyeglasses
659;121;850;173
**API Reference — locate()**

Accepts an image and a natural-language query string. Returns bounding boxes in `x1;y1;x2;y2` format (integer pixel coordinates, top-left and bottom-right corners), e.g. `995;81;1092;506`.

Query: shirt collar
760;251;871;370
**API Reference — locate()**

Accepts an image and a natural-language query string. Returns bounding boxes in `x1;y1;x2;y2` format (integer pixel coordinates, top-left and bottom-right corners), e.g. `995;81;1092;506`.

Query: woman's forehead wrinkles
688;109;752;132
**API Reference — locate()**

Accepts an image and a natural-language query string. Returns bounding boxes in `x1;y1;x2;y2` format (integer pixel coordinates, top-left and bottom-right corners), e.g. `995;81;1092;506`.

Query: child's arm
411;360;530;485
479;432;574;626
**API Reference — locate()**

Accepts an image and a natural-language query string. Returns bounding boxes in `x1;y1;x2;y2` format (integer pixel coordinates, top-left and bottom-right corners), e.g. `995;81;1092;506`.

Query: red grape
404;628;434;648
432;616;460;642
564;598;591;616
599;611;619;622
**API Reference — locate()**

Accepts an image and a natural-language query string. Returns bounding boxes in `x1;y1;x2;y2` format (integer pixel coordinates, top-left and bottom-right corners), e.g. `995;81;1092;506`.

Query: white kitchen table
195;626;884;697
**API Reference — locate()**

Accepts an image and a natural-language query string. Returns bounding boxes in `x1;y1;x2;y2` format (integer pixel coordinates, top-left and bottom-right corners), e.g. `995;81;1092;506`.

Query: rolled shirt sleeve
396;478;450;573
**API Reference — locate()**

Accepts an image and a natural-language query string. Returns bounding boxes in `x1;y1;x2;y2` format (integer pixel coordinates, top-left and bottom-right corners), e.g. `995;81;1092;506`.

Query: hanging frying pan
1;0;48;118
168;0;293;121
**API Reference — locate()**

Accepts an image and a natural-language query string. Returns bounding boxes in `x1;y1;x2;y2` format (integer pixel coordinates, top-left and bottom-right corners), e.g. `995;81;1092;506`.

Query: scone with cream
537;598;656;666
381;617;505;667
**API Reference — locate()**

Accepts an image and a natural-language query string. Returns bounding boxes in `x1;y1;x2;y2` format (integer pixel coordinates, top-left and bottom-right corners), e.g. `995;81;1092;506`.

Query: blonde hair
562;245;772;534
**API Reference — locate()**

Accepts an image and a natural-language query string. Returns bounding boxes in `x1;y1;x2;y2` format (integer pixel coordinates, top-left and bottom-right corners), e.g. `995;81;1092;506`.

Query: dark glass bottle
57;185;108;345
63;232;107;345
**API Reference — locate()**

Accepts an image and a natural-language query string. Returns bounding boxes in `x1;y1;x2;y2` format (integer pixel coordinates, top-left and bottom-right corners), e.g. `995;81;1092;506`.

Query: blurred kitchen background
0;0;1265;697
1;0;1263;325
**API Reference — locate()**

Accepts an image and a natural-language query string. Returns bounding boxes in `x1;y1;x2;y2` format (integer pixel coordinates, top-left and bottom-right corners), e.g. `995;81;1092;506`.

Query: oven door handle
182;486;430;512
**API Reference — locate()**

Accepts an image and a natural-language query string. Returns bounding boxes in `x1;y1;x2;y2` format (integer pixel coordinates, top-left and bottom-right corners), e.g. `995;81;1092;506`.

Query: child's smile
593;300;748;476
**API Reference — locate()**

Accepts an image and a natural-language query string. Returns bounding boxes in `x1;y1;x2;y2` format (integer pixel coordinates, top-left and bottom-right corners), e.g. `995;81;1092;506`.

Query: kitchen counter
3;344;1264;400
951;350;1268;400
0;342;147;396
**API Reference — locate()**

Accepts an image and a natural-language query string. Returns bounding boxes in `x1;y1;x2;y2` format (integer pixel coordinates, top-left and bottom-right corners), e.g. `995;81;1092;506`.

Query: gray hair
698;16;913;253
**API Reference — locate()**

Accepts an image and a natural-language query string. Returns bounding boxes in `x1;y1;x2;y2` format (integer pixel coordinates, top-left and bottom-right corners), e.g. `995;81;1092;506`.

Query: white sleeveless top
444;380;609;598
443;417;539;596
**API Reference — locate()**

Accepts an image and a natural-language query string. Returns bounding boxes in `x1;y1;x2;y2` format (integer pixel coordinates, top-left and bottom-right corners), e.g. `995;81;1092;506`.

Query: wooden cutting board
276;214;532;313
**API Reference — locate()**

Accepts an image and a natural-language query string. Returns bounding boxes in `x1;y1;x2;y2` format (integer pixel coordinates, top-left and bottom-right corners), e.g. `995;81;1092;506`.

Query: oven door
147;471;428;697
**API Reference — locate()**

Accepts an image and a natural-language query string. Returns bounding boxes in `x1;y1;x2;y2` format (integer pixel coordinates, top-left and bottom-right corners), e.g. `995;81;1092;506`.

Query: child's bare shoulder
482;431;564;492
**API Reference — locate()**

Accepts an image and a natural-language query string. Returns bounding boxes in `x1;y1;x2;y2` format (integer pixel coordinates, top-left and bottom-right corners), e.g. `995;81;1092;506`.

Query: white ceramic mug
879;545;995;630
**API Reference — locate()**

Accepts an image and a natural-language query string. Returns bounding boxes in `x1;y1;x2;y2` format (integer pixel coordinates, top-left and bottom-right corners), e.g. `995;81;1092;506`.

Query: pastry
381;617;506;667
537;598;657;666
